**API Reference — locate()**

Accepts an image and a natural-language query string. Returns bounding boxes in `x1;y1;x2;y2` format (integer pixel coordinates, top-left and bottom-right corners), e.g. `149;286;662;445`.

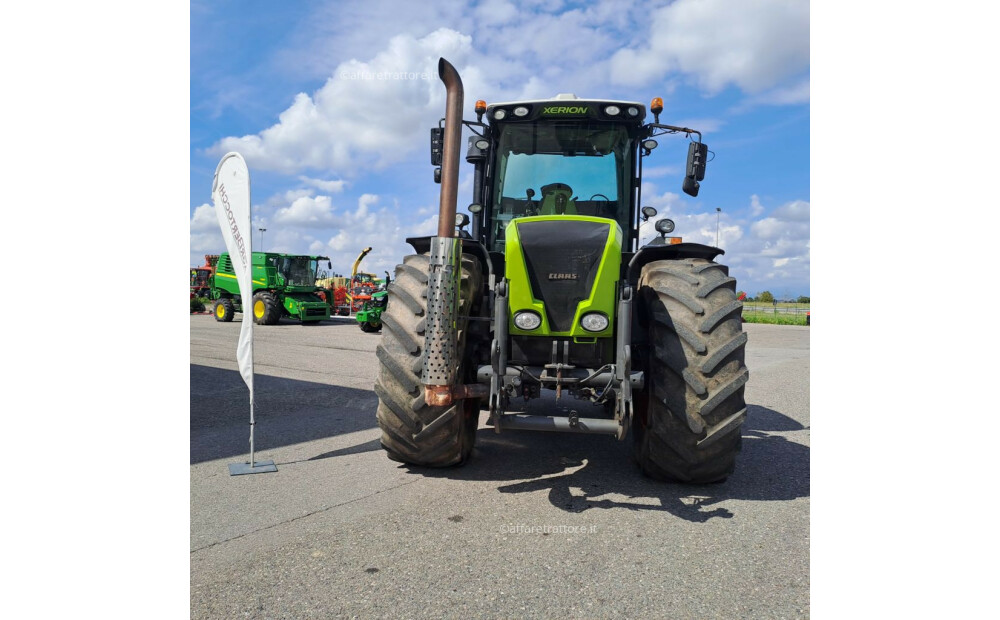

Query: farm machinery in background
190;254;219;299
347;246;380;313
356;271;391;332
211;252;332;324
316;275;351;315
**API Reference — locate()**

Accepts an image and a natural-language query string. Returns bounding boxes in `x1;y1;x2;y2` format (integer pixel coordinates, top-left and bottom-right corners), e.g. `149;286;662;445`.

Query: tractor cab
480;97;644;253
190;268;212;289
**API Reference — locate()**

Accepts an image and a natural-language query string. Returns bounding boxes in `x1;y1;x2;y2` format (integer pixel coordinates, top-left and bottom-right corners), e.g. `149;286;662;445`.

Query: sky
190;0;810;298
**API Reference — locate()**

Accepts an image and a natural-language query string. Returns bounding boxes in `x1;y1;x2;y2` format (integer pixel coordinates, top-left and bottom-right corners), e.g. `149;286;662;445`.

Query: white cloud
189;203;218;233
772;199;810;222
189;203;224;258
298;176;346;193
610;0;809;95
209;28;476;175
412;214;439;237
274;195;338;227
727;197;810;294
474;0;519;26
630;187;810;295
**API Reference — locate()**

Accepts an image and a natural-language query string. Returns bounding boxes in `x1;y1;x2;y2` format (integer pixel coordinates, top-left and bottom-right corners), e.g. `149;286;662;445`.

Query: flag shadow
190;364;378;464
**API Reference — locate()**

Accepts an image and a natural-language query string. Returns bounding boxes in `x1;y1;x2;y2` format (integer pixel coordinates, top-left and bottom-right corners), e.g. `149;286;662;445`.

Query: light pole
715;208;721;247
258;228;266;252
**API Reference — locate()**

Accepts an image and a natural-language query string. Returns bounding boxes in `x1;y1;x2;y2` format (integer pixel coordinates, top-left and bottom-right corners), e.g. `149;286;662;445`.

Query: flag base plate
228;460;277;476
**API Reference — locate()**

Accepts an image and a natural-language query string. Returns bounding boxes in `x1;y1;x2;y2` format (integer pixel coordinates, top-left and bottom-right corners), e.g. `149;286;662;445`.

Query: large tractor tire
374;253;483;467
214;298;235;322
252;291;281;325
633;258;748;483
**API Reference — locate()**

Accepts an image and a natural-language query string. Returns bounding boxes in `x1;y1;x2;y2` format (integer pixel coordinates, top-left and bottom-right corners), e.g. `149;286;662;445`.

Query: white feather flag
211;153;254;395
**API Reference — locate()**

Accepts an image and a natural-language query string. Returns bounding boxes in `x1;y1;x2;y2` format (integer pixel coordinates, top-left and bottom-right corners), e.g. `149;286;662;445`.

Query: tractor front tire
374;253;482;467
214;298;235;322
252;291;281;325
633;258;749;483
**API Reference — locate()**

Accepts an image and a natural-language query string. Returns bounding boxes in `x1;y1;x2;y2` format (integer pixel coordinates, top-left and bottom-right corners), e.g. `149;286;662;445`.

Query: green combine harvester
211;252;332;325
373;59;748;484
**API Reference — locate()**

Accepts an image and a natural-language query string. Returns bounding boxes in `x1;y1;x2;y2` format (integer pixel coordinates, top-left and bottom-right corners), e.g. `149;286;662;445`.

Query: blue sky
190;0;810;297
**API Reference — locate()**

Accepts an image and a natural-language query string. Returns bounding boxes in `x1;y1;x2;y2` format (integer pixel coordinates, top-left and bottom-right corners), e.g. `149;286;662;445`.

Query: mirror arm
437;117;489;137
644;122;702;143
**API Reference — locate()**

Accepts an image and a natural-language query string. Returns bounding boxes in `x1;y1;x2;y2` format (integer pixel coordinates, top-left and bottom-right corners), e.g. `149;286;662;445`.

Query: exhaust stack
422;58;465;406
436;58;463;237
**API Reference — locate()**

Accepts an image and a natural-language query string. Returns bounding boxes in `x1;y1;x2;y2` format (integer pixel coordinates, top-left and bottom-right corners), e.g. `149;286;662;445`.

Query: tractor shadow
411;403;808;523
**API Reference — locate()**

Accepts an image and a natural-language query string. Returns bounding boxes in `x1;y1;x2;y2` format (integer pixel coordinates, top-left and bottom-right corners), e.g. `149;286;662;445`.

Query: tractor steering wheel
590;193;613;217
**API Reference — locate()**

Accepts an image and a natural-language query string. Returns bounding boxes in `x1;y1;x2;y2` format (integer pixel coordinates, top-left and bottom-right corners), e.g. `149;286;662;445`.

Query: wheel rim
216;303;225;318
254;299;266;318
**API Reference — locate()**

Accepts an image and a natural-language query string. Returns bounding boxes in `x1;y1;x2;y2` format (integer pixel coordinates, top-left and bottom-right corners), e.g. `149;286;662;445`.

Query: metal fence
742;304;810;316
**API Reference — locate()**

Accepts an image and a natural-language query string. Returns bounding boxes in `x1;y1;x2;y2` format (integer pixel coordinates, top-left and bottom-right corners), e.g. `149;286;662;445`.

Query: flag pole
249;401;255;468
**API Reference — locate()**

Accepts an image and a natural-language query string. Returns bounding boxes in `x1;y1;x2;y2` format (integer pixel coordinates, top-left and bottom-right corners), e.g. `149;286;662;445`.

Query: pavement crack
190;478;420;555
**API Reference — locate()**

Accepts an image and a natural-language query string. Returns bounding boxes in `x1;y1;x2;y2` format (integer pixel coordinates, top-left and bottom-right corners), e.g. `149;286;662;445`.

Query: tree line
737;291;809;304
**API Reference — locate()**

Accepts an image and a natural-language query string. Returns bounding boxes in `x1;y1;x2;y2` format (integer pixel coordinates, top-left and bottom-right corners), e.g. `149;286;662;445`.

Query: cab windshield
489;121;632;252
271;257;318;286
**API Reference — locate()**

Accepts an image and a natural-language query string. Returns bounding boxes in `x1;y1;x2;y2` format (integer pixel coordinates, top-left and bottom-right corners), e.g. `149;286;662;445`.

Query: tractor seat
538;182;577;215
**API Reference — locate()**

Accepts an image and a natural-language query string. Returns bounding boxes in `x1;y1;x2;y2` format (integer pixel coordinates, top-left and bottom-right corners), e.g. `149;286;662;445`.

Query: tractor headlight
493;109;507;120
604;105;620;116
580;312;609;332
513;311;542;330
513;106;529;117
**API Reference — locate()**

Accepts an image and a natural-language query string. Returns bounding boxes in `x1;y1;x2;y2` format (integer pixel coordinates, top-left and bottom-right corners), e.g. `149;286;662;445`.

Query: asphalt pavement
190;315;810;618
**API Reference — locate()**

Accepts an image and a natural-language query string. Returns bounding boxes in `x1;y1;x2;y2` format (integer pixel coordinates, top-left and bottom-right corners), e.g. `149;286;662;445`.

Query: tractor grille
516;220;609;332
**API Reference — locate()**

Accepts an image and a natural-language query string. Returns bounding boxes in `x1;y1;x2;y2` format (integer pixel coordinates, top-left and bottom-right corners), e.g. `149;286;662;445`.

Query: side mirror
682;141;707;197
327;261;332;270
686;142;707;181
430;127;443;166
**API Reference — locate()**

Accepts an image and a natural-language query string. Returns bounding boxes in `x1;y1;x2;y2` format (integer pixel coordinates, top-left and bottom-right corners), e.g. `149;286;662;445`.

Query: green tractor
211;252;332;325
356;272;390;333
374;59;748;483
